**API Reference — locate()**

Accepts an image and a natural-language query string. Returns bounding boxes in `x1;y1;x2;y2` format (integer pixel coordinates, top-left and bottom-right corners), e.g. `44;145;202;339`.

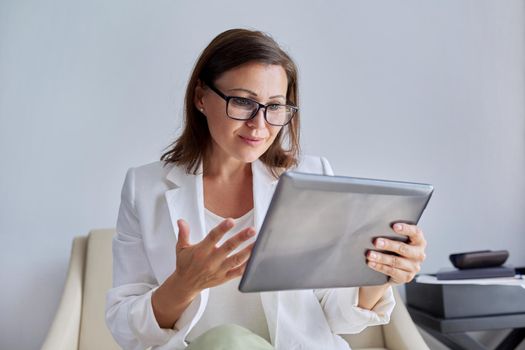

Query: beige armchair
42;229;429;350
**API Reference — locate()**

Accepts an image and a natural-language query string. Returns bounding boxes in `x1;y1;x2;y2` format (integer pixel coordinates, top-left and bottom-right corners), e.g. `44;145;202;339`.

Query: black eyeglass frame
203;82;298;126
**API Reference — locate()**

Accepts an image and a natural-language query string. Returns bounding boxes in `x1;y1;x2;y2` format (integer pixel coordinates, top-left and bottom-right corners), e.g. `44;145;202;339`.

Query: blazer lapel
164;163;206;245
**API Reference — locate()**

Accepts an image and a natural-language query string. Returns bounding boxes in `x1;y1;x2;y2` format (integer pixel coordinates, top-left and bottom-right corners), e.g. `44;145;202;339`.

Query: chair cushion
341;325;385;349
78;229;121;350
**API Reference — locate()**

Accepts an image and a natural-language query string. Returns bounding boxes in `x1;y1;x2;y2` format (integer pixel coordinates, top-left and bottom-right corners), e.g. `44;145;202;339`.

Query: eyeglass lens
227;97;294;126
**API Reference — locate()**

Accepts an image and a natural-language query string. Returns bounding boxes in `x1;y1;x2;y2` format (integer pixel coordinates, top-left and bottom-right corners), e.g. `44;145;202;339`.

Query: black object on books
436;265;516;280
449;250;509;269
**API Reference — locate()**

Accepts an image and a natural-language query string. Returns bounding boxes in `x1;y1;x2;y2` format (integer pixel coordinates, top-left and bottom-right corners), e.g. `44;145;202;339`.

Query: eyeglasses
204;82;298;126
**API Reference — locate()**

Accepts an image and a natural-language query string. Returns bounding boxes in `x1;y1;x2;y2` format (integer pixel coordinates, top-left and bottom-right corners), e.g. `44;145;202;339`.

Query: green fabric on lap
186;324;274;350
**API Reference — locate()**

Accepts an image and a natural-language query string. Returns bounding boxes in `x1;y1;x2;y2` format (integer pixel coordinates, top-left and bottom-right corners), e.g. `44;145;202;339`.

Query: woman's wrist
151;272;200;329
357;283;390;310
168;272;200;301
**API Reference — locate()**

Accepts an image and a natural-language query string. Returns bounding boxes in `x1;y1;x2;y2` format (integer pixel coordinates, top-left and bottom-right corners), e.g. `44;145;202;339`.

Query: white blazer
105;155;395;350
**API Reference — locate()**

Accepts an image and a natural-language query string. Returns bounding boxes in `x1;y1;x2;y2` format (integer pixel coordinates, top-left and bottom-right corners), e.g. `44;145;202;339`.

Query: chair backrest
77;229;385;349
78;229;120;350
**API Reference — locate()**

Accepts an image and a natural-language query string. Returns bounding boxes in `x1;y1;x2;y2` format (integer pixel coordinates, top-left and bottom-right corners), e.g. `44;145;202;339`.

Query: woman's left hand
366;223;427;284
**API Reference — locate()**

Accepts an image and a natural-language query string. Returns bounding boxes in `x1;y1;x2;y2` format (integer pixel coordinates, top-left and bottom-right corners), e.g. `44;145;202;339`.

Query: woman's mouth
239;135;264;146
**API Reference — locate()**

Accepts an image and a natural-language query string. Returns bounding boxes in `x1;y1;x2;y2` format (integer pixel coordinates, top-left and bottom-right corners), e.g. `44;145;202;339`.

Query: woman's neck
203;147;254;218
203;146;252;182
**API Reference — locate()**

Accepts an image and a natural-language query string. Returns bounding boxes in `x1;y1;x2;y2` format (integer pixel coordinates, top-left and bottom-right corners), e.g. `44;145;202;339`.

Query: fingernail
369;252;377;259
368;261;377;268
376;239;385;248
394;224;403;231
247;230;256;237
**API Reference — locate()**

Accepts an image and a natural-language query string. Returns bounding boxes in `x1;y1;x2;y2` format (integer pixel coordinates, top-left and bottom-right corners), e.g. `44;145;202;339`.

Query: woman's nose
246;108;267;129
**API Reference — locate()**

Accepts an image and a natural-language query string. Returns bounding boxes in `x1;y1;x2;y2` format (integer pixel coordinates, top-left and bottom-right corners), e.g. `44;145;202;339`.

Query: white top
186;208;271;342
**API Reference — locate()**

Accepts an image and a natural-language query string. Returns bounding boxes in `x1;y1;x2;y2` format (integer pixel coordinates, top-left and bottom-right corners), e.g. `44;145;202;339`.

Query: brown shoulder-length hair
160;28;300;178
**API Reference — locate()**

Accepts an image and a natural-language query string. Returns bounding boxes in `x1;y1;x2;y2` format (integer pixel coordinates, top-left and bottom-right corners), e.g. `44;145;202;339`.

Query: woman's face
196;62;288;164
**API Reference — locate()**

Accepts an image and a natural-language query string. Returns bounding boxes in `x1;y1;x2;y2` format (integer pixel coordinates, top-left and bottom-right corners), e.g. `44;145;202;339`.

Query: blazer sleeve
105;168;199;350
315;156;396;334
314;286;395;334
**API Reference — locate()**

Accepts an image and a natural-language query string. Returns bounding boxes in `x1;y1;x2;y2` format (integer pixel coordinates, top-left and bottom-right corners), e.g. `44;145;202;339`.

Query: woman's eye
231;97;253;107
268;104;283;112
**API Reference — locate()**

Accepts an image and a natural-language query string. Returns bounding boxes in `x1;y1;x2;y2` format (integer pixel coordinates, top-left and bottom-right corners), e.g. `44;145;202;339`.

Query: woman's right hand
152;218;255;329
173;218;255;293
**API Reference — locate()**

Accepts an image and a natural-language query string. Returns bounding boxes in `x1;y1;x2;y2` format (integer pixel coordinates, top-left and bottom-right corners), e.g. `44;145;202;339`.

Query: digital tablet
238;172;433;292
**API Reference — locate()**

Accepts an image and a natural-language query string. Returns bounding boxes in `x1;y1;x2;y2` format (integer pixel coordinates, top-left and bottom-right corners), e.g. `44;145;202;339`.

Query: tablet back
239;172;433;292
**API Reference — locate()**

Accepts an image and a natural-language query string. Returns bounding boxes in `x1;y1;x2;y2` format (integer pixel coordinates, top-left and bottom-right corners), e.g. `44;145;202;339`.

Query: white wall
1;1;523;349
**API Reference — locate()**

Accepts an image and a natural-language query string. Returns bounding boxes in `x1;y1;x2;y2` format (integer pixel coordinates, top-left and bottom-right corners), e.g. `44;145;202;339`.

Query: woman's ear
194;80;206;113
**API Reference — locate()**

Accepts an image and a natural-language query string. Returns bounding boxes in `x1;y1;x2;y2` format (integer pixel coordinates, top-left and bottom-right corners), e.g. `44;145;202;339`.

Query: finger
222;243;255;270
392;223;426;245
367;261;415;284
225;262;247;279
367;251;421;274
216;227;256;256
176;219;191;251
374;238;425;261
203;218;235;248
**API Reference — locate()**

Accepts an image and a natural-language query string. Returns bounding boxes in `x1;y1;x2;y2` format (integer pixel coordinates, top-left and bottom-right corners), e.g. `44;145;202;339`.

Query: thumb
176;219;191;251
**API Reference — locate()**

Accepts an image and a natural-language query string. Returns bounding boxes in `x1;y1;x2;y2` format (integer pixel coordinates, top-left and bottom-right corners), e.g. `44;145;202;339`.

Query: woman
105;29;427;350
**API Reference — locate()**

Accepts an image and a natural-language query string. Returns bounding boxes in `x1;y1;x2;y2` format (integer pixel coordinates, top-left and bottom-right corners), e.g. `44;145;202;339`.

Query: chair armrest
41;236;87;350
383;287;429;350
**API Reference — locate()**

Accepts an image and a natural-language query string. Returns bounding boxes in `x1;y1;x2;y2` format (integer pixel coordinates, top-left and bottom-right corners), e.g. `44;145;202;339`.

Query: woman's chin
235;149;267;164
237;154;262;164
